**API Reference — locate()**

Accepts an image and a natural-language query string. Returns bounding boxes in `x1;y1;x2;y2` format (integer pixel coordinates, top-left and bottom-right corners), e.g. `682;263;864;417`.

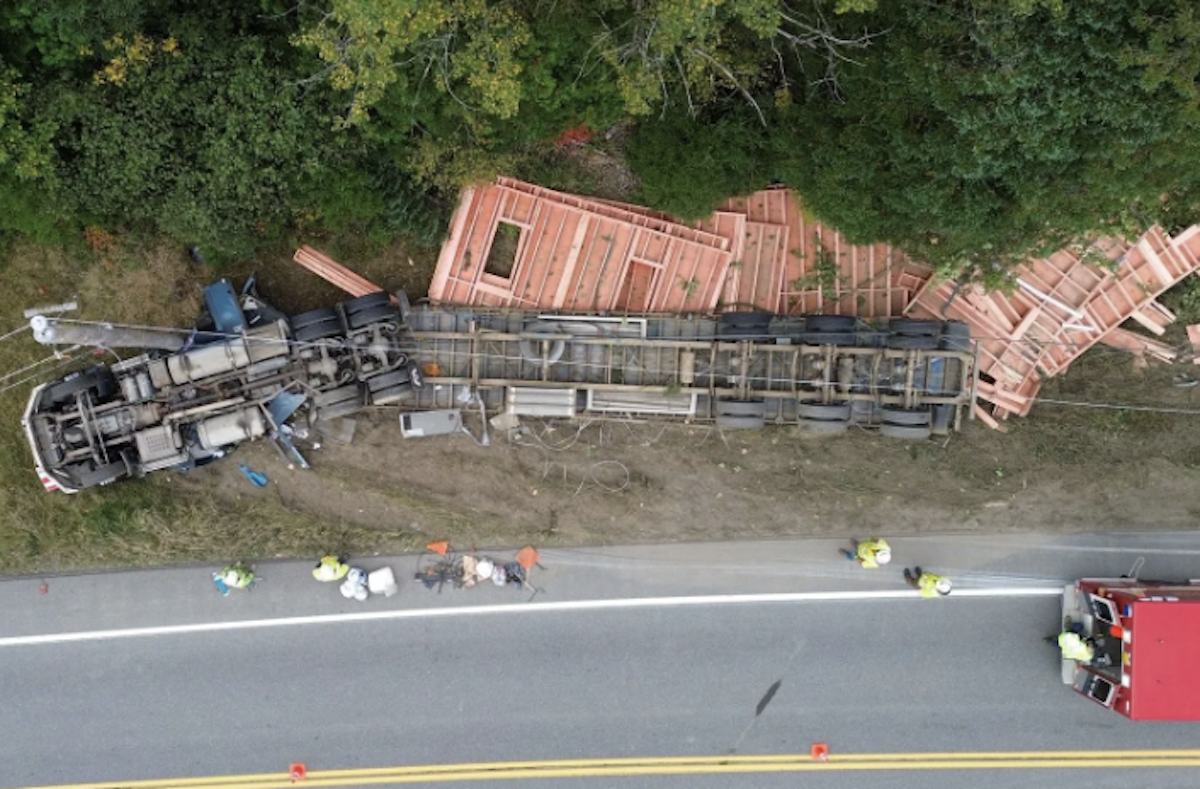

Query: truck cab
1061;578;1200;721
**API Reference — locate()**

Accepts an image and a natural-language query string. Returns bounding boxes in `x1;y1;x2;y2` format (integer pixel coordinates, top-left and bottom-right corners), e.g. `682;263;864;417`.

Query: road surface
1;533;1199;789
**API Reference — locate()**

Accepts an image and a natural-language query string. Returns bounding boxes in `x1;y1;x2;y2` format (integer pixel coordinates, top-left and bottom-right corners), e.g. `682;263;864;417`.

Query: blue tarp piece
268;390;306;426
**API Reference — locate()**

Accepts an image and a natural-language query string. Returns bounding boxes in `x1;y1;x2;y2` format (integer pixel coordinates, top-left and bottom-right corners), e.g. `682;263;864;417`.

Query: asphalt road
2;533;1200;789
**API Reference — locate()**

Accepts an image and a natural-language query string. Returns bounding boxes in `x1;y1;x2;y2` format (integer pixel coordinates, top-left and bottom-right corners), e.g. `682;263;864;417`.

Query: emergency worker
1057;631;1095;663
220;563;255;590
840;538;891;569
904;567;952;597
313;555;350;582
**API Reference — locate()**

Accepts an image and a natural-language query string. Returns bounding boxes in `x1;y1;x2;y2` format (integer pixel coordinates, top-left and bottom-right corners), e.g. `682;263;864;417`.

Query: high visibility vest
917;573;944;598
857;539;889;568
313;556;349;581
1058;632;1094;662
224;566;254;588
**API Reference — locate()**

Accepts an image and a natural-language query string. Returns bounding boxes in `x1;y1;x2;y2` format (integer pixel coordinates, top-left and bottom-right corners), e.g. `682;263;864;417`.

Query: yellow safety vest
917;573;945;598
857;538;889;568
313;556;349;581
1058;632;1094;662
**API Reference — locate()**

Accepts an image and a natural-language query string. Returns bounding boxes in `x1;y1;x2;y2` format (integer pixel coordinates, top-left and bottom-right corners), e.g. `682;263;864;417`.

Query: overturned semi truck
23;280;419;493
23;283;977;493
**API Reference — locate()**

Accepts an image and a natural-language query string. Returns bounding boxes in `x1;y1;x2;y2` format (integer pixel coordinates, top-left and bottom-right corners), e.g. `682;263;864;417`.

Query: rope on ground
579;460;631;495
514;418;595;452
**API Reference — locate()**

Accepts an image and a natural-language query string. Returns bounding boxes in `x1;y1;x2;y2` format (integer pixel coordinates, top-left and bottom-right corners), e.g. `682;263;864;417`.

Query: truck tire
348;303;400;331
313;384;361;408
800;332;858;347
880;423;933;440
887;334;939;350
804;315;856;333
720;312;773;338
798;402;853;421
939;321;971;352
294;319;342;344
941;320;971;337
715;413;765;430
317;399;364;420
370;383;414;406
880;407;932;426
799;417;849;434
291;307;339;331
716;399;767;417
366;368;411;393
888;318;941;336
344;292;392;315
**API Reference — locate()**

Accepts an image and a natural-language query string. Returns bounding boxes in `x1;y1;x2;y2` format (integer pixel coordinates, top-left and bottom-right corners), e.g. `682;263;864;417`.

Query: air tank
195;408;266;450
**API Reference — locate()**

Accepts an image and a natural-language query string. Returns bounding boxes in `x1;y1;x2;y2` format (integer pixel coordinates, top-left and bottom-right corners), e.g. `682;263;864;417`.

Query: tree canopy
1;0;1199;276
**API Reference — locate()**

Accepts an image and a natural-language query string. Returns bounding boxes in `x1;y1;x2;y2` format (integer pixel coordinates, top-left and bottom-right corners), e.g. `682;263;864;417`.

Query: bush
627;108;775;220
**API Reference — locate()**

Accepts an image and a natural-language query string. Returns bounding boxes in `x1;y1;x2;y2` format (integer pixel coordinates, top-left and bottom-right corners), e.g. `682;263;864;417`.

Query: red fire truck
1061;578;1200;721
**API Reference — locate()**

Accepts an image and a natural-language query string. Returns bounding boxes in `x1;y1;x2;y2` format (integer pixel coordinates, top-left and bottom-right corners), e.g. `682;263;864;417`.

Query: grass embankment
0;234;434;575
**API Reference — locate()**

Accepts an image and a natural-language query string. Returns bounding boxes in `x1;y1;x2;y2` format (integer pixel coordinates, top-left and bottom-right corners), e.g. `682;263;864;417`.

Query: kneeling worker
313;555;350;582
904;567;952;598
840;538;891;569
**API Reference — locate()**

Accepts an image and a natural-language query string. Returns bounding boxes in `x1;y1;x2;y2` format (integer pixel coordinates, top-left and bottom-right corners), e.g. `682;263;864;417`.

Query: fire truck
1060;578;1200;721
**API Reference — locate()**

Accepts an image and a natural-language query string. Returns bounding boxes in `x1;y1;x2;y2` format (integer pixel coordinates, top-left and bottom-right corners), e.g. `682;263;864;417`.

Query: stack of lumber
293;246;394;302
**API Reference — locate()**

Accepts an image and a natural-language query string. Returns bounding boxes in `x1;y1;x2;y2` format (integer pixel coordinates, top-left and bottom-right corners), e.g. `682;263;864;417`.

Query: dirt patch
234;236;441;317
179;349;1200;551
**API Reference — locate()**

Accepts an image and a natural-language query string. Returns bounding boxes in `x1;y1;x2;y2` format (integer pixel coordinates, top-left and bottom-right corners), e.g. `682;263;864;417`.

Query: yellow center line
15;750;1200;789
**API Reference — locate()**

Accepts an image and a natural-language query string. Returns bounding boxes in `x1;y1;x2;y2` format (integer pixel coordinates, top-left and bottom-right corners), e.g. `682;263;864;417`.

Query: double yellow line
18;750;1200;789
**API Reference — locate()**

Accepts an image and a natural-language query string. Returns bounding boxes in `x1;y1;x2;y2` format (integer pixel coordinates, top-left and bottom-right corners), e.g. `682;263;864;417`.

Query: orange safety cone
289;763;307;782
810;742;829;762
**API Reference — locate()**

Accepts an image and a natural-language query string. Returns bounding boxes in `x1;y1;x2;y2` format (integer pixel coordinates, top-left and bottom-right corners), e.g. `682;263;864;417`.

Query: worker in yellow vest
840;538;891;569
904;567;952;597
1058;631;1095;663
313;555;350;582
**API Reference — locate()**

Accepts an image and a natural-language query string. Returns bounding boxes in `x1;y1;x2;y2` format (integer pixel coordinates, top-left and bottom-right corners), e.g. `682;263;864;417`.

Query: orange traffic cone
289;763;307;782
810;742;829;762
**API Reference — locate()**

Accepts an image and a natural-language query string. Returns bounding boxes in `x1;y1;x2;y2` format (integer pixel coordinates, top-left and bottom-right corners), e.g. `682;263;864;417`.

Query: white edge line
0;587;1062;648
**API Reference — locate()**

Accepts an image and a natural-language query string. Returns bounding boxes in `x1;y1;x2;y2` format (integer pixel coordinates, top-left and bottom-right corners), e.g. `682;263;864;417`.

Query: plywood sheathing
428;179;736;313
909;225;1200;422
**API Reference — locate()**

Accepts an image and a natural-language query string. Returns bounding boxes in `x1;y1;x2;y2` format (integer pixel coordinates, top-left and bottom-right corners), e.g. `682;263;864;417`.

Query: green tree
34;27;337;256
776;0;1200;279
628;105;777;218
294;0;532;127
590;0;875;119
